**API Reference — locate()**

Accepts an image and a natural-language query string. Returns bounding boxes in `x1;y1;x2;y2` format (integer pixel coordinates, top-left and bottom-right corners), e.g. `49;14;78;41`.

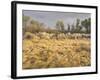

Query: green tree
75;18;81;33
87;18;91;33
71;24;75;33
22;15;30;35
23;15;30;27
67;24;70;32
81;18;91;33
56;20;65;32
30;20;45;33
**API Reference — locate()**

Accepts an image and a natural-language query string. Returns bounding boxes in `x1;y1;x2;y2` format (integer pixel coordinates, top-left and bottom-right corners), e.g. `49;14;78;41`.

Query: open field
22;32;91;69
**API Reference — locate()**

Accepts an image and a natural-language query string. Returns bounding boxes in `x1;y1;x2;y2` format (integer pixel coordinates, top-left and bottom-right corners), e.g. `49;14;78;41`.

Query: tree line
55;18;91;33
23;15;91;34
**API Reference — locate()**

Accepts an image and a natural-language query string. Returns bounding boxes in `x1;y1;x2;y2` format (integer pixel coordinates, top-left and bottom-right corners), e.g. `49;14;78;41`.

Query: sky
23;10;90;29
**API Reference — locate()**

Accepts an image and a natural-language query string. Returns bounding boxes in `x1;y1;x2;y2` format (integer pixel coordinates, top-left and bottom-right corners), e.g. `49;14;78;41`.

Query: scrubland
22;32;91;69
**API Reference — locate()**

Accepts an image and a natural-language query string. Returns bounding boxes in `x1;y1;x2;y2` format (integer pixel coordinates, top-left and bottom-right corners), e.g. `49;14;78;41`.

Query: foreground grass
22;37;91;69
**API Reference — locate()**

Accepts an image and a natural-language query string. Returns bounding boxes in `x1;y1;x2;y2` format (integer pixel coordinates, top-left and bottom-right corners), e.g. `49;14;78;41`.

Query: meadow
22;32;91;69
22;13;91;69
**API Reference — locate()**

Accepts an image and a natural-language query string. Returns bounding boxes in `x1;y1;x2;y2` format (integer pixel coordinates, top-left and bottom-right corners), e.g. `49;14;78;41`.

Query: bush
23;32;34;39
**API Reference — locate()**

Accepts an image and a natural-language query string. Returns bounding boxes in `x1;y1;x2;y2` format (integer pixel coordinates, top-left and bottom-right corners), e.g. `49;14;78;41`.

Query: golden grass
22;34;91;69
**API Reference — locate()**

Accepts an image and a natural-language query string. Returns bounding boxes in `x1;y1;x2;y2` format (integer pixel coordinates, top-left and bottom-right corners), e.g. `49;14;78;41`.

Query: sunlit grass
22;32;91;69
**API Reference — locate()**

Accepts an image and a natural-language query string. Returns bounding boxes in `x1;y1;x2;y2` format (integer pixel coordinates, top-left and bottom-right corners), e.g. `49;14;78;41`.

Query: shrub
23;32;34;39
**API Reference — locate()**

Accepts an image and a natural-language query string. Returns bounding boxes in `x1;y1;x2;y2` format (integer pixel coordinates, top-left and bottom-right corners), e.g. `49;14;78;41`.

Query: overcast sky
23;10;90;29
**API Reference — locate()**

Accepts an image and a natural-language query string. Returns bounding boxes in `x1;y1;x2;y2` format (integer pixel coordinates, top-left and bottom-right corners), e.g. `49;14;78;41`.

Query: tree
30;20;46;33
71;24;75;33
67;24;70;32
23;15;30;28
22;15;30;35
87;18;91;33
55;20;65;32
81;18;91;33
75;18;81;33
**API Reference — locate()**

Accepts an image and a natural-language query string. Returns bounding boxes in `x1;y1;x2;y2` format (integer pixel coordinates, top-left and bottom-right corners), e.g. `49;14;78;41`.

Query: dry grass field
22;32;91;69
